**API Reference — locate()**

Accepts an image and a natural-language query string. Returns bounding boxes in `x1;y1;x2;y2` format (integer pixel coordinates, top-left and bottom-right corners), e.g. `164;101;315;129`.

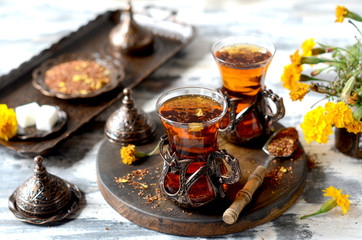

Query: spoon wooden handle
222;165;268;224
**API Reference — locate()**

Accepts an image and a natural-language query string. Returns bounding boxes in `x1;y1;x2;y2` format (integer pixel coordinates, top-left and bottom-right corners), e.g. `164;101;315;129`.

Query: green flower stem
300;74;329;82
300;209;324;220
348;20;362;36
133;141;160;159
301;56;345;65
135;151;148;158
310;96;329;109
148;141;160;156
314;44;350;55
301;198;337;220
332;46;352;55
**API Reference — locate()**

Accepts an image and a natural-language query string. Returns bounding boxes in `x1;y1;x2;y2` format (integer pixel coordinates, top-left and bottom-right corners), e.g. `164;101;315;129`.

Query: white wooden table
1;0;361;239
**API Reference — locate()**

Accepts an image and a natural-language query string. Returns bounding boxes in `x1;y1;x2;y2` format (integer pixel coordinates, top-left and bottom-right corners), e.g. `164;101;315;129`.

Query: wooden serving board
96;118;306;236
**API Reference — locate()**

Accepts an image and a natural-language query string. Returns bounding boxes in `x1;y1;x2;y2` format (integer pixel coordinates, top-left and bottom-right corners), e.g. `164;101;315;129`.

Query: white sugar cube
36;105;58;131
15;102;40;128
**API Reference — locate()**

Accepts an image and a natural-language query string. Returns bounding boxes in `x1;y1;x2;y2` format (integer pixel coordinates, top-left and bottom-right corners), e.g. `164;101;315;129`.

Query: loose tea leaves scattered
114;168;171;211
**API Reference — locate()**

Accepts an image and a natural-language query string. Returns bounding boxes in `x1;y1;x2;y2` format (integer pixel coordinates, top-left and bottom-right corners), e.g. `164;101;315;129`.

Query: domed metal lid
8;156;82;224
109;0;154;56
105;88;156;144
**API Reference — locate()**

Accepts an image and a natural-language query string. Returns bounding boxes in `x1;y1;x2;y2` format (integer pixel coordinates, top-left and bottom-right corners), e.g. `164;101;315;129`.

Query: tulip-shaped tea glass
212;36;285;144
156;87;241;208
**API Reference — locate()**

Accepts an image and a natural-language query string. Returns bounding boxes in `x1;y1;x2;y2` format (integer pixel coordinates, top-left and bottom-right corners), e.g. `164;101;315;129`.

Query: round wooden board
96;117;306;237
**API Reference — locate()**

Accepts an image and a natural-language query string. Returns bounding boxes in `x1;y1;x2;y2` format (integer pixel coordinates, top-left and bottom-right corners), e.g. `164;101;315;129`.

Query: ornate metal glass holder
158;135;241;208
219;89;285;144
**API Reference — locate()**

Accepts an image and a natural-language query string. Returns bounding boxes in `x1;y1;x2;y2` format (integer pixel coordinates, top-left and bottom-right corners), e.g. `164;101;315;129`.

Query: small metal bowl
14;105;67;140
32;52;125;99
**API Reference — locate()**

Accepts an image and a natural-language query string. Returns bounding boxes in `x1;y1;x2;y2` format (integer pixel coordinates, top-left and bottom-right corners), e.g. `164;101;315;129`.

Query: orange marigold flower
323;101;362;134
281;64;302;90
300;106;333;144
120;142;159;165
301;186;350;219
335;5;348;22
345;119;362;134
301;38;316;57
324;101;352;128
289;82;310;101
120;144;137;165
0;104;18;141
290;49;302;65
323;186;350;215
347;93;359;105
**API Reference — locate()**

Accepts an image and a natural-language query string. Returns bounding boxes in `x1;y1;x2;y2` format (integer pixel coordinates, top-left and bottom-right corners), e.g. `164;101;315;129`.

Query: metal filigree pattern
219;89;285;144
15;156;72;216
104;88;156;144
158;135;241;208
9;156;82;224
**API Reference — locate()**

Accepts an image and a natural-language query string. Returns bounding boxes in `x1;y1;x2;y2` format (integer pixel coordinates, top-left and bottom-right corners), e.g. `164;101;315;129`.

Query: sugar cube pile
15;102;40;128
15;102;58;131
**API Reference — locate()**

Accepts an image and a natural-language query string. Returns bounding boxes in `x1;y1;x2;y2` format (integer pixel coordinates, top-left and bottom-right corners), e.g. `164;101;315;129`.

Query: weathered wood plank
1;0;362;239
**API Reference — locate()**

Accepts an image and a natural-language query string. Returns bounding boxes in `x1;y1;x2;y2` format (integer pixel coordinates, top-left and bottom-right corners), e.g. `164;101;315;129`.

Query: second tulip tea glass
212;36;285;144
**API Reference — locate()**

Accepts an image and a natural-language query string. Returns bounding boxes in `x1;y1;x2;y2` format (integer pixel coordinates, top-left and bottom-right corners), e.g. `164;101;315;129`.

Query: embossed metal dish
8;182;82;224
14;106;67;140
8;156;82;224
32;52;125;99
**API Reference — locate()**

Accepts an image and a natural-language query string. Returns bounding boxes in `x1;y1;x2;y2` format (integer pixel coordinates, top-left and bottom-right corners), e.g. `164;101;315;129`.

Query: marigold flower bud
352;106;362;121
341;76;356;102
326;47;334;53
311;69;321;76
311;48;327;55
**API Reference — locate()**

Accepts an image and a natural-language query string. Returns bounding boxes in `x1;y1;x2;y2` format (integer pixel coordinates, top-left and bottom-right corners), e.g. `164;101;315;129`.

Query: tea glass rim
211;35;276;69
156;86;228;128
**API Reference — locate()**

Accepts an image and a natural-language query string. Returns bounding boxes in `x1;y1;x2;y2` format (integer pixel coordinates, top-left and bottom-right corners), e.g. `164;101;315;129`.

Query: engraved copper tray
0;8;196;156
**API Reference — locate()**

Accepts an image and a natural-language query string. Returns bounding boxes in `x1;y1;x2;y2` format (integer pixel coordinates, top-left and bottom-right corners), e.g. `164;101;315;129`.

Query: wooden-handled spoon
222;127;298;224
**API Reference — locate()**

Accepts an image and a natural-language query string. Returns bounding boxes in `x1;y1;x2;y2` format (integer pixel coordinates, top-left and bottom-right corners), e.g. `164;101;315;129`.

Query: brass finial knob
34;155;46;175
122;88;134;106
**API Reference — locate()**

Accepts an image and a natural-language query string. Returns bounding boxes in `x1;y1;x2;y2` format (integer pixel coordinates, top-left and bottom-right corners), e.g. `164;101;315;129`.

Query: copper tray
0;7;196;156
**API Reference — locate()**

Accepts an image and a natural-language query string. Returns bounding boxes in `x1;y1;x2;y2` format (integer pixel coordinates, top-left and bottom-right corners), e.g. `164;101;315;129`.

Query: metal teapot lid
8;156;82;224
105;88;156;144
109;0;154;55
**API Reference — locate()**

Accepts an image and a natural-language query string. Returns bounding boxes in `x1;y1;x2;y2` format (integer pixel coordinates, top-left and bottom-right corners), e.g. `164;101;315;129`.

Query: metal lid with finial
8;156;82;224
109;0;154;56
104;88;156;145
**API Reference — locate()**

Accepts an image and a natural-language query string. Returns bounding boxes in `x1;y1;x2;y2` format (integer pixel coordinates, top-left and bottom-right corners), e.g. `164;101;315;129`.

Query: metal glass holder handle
259;89;285;135
219;89;285;143
207;149;241;185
